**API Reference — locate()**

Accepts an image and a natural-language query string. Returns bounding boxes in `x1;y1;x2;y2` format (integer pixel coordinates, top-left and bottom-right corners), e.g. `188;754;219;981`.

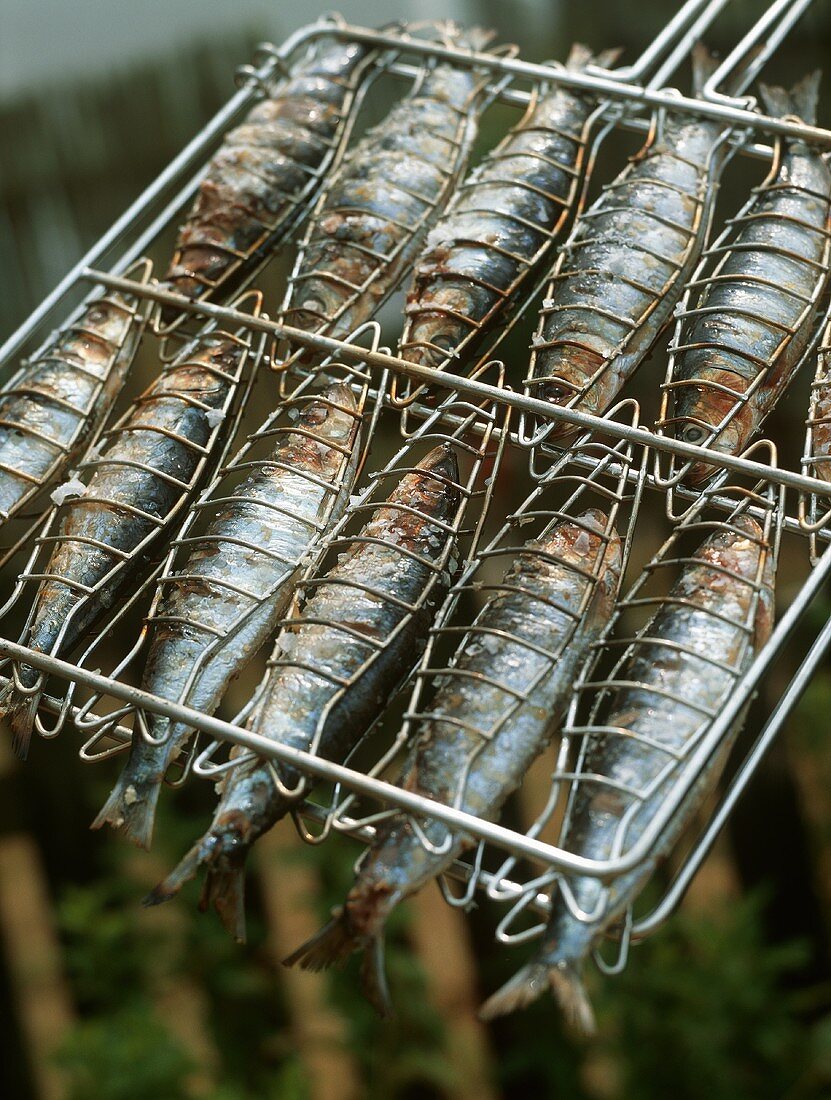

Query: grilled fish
668;74;831;484
281;26;498;357
525;46;732;437
92;383;362;849
145;445;461;941
285;510;622;1015
399;45;617;374
808;317;831;483
480;514;775;1031
0;287;144;524
0;330;252;757
163;35;375;316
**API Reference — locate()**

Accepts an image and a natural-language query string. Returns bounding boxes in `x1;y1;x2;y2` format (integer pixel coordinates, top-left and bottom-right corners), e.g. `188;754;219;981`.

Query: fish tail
283;908;361;971
143;839;205;907
90;774;162;850
199;865;247;944
760;71;821;125
479;960;596;1035
690;43;720;96
565;44;623;71
3;688;42;760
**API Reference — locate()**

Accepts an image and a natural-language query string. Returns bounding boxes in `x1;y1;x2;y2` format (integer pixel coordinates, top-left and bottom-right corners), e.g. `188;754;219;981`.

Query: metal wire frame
654;134;831;500
485;454;783;964
268;32;521;394
187;364;509;823
0;0;830;948
323;402;646;899
153;15;386;345
0;293;267;743
73;323;387;770
0;259;153;529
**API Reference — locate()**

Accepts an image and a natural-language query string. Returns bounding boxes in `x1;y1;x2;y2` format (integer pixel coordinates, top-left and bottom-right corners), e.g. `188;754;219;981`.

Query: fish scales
164;36;373;312
670;73;831;483
1;332;250;756
480;514;776;1031
0;289;143;523
399;44;617;371
145;445;461;941
283;509;622;1014
526;47;731;434
93;383;362;848
281;26;497;355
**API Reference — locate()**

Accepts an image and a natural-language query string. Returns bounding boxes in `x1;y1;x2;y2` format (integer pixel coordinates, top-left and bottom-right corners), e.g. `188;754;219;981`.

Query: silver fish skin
1;333;248;757
92;383;362;849
480;514;776;1031
284;509;622;1015
145;445;461;941
0;289;143;523
163;36;374;315
671;73;831;484
526;47;731;436
400;44;618;371
282;26;497;355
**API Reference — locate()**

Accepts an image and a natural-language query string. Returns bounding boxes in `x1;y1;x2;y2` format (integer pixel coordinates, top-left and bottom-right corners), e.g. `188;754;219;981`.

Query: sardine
92;383;362;849
163;35;375;316
525;46;732;437
145;445;461;941
480;514;775;1031
284;509;622;1015
0;286;144;524
0;328;253;757
280;26;498;357
667;74;831;484
399;45;618;374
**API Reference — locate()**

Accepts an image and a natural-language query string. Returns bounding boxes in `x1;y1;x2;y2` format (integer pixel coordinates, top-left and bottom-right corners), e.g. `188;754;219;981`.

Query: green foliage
55;1002;194;1100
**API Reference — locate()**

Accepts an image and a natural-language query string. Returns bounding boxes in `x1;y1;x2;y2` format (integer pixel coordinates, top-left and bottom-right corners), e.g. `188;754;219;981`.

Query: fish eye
431;333;455;354
300;296;325;316
682;424;706;444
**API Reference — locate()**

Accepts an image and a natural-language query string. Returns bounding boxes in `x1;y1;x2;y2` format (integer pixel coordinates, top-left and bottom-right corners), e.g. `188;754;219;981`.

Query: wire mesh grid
0;0;830;971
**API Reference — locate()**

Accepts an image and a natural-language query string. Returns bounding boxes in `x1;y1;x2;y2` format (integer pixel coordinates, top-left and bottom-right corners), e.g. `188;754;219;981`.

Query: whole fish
0;287;144;524
668;74;831;484
399;45;618;373
163;35;375;316
92;383;362;849
0;329;252;757
525;46;732;436
281;26;498;357
285;510;622;1015
145;445;461;941
480;514;775;1031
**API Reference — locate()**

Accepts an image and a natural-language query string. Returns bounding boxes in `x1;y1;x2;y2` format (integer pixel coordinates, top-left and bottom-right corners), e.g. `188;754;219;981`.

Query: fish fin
199;866;247;944
4;689;41;760
90;775;161;850
359;931;394;1019
564;44;622;71
480;961;596;1036
283;908;361;971
690;43;719;95
759;71;821;125
143;839;204;906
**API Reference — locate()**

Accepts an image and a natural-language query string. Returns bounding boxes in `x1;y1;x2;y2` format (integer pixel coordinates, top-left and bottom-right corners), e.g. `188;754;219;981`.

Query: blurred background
5;1;831;1098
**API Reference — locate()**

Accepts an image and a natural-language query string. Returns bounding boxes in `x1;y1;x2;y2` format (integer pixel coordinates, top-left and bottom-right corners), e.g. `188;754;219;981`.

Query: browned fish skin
399;44;616;373
669;73;831;485
810;320;831;483
281;26;498;357
525;47;731;438
480;514;776;1031
0;331;251;757
0;289;143;523
144;446;461;942
163;36;374;313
